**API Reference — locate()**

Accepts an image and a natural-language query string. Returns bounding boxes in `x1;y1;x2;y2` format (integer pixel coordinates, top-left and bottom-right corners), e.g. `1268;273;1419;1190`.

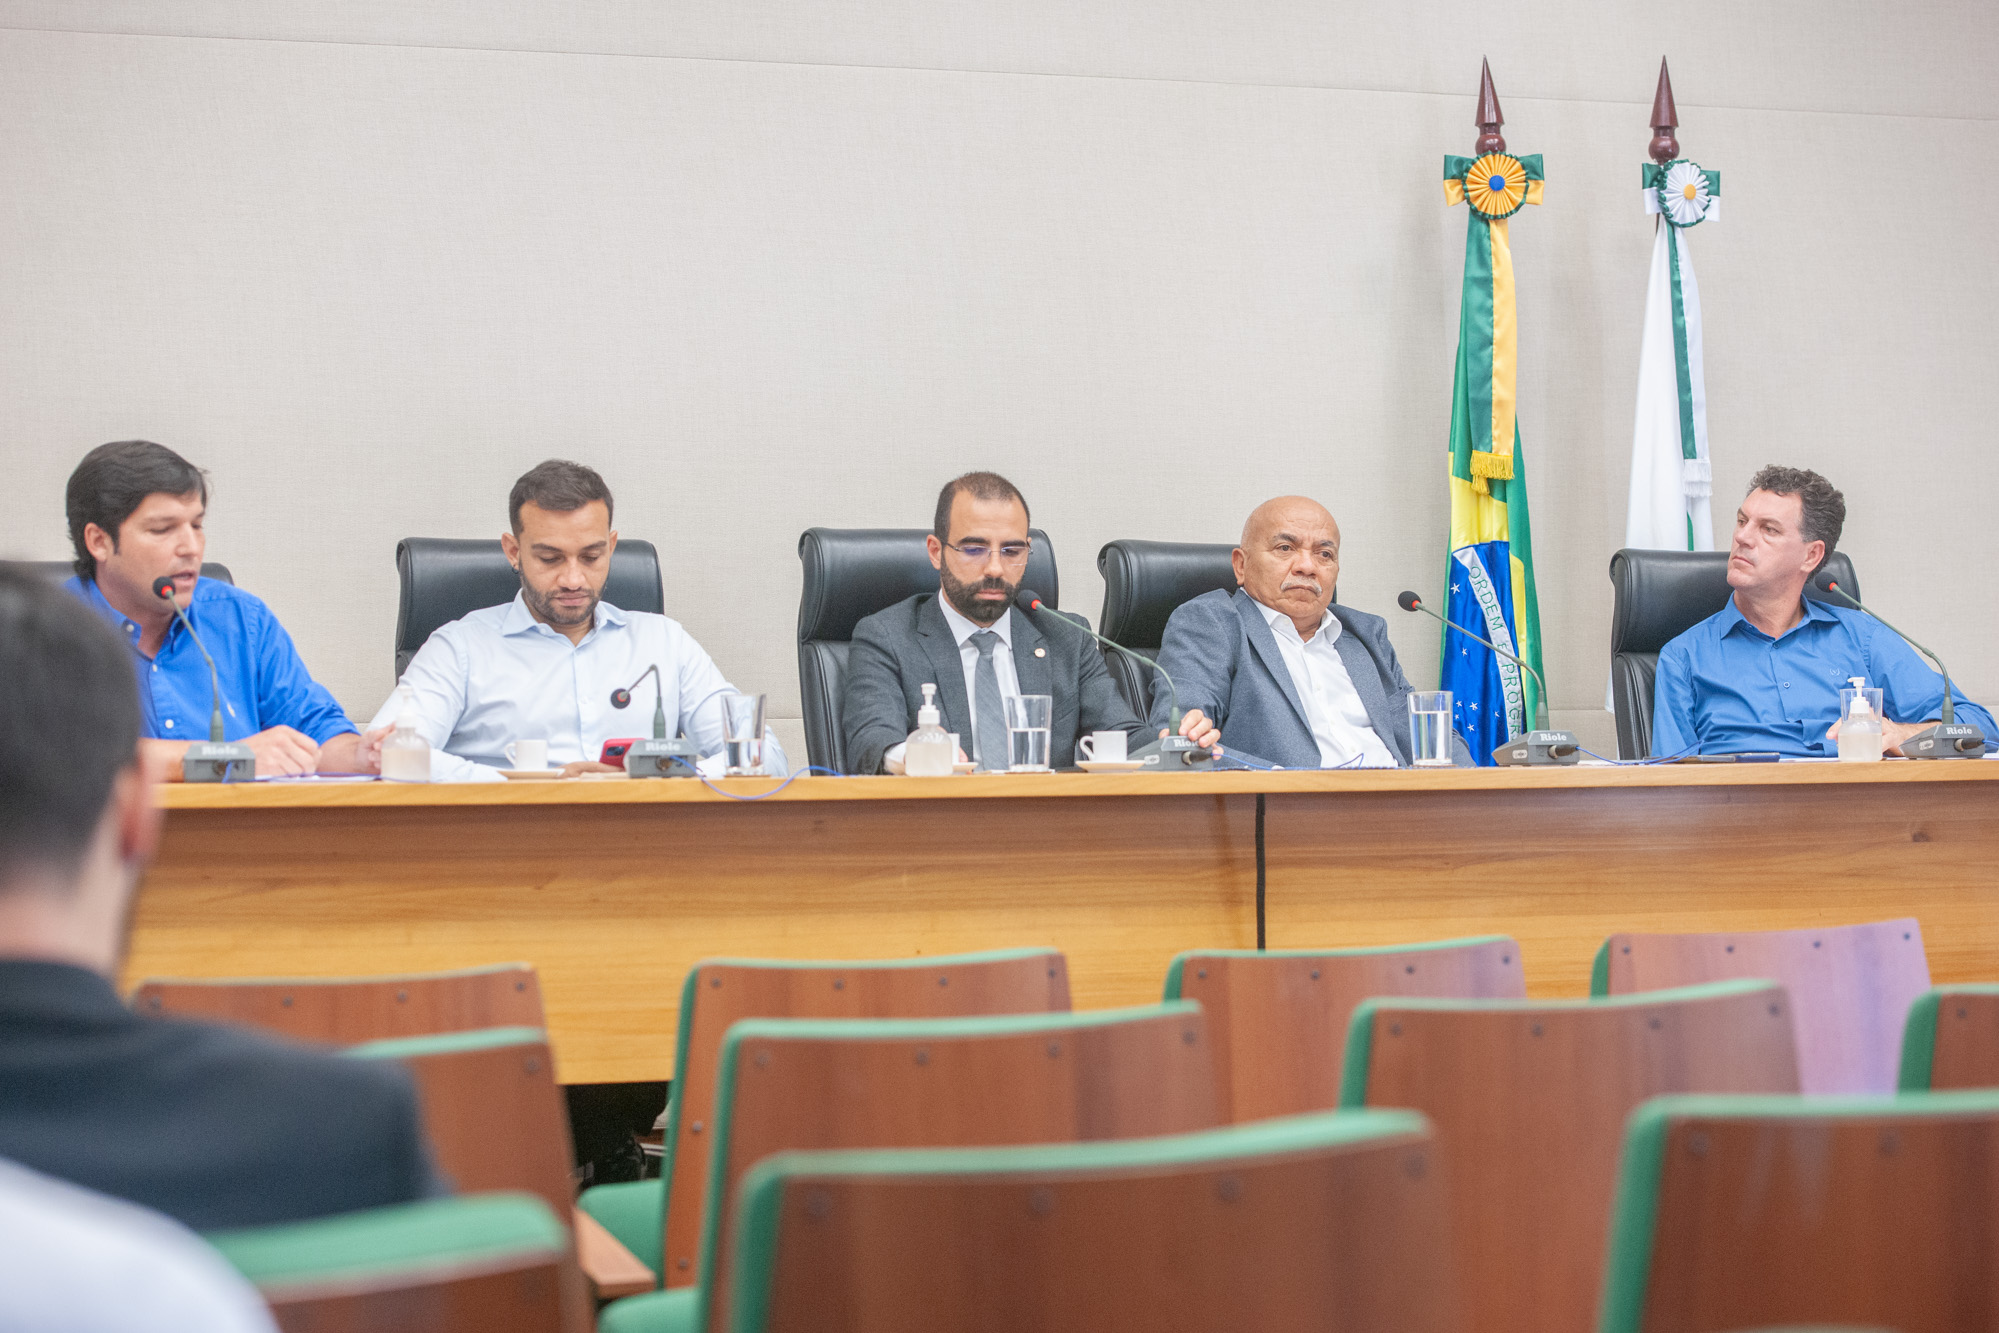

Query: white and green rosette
1643;159;1720;227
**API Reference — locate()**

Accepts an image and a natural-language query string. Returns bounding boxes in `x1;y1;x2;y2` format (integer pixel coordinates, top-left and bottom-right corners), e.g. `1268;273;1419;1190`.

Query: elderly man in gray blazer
843;472;1221;775
1148;496;1471;769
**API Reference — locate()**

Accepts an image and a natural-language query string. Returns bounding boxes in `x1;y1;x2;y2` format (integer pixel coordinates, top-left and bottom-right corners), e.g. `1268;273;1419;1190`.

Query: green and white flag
1625;160;1721;551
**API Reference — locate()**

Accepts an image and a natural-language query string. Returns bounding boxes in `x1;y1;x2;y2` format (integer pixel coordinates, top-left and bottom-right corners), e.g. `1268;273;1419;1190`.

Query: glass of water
1004;694;1054;772
721;692;768;775
1408;691;1454;767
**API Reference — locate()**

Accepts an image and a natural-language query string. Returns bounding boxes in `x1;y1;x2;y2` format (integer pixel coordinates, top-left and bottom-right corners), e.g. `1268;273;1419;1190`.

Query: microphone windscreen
152;576;176;600
1396;590;1422;612
610;689;631;708
1014;589;1044;613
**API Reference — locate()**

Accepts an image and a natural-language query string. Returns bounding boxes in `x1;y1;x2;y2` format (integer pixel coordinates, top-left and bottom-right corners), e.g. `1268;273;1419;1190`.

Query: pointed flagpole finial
1474;58;1506;154
1648;57;1680;164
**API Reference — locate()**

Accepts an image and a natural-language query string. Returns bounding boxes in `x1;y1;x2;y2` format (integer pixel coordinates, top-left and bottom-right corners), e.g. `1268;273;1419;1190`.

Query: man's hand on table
560;760;625;778
1162;707;1222;751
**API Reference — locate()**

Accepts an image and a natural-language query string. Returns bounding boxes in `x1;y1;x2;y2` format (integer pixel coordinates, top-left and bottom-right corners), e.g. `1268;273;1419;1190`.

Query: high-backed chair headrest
1609;548;1860;656
1096;541;1239;649
394;537;663;676
14;560;235;587
796;528;1058;644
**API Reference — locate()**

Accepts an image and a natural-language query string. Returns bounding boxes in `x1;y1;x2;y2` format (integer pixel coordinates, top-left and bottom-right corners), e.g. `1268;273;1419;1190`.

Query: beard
522;578;600;630
939;565;1018;626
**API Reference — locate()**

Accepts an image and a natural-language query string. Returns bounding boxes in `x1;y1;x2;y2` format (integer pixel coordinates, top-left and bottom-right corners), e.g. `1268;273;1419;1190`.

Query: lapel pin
1034;647;1046;658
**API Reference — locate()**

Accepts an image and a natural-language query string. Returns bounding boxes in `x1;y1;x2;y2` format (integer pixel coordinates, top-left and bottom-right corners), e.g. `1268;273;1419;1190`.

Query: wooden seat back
208;1192;576;1333
1166;936;1524;1121
131;963;546;1043
728;1109;1459;1333
345;1027;575;1218
1599;1091;1999;1333
695;1002;1220;1333
659;948;1069;1287
1900;985;1999;1090
1593;918;1929;1093
1342;980;1800;1333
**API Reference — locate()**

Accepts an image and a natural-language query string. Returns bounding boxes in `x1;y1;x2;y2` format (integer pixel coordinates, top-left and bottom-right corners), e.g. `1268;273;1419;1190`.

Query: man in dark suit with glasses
841;471;1217;774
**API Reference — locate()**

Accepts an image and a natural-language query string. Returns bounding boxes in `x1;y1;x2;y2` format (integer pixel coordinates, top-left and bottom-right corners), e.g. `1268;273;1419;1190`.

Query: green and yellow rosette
1443;151;1545;487
1444;152;1544;219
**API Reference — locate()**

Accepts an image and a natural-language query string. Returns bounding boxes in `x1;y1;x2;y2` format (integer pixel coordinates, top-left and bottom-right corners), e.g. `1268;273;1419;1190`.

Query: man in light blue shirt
371;460;785;782
1653;466;1994;757
61;440;368;779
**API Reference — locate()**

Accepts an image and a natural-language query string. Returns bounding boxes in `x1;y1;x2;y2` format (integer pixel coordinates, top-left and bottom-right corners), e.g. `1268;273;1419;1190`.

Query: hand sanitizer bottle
904;683;955;777
1838;676;1883;763
379;684;432;782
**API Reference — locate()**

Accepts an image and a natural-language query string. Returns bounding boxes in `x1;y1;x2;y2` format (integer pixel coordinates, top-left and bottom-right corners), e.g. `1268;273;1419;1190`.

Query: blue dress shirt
368;592;786;782
1652;595;1996;757
66;577;355;745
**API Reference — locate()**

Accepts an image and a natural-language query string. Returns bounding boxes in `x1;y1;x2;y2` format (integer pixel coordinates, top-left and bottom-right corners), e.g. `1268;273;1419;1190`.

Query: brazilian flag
1440;151;1545;762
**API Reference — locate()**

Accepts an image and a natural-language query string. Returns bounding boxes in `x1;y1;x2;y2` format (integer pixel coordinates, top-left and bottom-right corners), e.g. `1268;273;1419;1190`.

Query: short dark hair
65;441;209;580
1747;465;1846;570
932;472;1030;543
0;566;142;887
509;460;614;534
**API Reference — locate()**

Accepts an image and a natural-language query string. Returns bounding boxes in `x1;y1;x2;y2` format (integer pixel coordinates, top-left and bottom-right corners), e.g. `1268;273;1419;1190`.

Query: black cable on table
1255;793;1266;951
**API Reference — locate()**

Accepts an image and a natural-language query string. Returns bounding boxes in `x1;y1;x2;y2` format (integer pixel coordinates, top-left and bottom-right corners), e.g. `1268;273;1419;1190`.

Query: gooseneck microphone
1012;589;1210;768
1398;590;1575;765
611;663;668;739
1812;574;1986;758
152;576;255;781
610;662;701;776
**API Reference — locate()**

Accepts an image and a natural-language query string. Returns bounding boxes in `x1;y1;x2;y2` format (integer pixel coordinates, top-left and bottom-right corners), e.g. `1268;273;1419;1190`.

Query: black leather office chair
1094;541;1240;717
16;560;235;586
393;538;664;678
796;528;1060;773
1608;547;1860;759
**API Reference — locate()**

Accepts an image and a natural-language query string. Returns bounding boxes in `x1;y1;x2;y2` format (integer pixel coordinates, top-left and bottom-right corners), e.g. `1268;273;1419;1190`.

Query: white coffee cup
1078;731;1127;763
505;739;549;770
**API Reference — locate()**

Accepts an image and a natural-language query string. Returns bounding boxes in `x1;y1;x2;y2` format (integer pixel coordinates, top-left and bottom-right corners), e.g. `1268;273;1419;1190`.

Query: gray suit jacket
1148;588;1472;768
842;593;1149;775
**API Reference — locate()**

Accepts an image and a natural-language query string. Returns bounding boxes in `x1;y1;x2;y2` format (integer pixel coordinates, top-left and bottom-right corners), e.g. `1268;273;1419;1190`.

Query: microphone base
1130;735;1216;770
625;737;703;778
182;741;257;783
1900;723;1987;759
1491;730;1581;767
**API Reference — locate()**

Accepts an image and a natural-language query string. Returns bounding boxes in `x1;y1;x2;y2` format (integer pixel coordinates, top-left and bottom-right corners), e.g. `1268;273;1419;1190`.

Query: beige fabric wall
3;3;1993;762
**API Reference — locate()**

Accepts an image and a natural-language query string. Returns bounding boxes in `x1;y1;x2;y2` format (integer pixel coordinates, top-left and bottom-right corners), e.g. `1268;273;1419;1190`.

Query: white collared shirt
886;597;1021;768
937;596;1023;717
1253;600;1397;768
367;592;787;782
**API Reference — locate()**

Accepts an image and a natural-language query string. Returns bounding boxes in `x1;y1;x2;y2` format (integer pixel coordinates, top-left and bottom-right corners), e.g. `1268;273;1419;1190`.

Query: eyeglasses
942;540;1033;565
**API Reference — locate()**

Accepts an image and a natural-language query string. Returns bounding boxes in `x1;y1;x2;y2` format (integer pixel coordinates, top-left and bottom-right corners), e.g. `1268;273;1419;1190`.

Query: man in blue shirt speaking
1652;465;1994;757
62;441;374;779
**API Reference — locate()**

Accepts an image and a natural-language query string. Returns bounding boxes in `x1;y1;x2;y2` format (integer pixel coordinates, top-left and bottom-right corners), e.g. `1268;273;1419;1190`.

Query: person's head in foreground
0;564;155;974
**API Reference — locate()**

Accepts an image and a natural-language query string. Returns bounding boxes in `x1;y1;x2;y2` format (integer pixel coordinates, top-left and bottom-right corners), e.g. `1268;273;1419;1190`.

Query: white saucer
500;768;563;781
1077;760;1148;773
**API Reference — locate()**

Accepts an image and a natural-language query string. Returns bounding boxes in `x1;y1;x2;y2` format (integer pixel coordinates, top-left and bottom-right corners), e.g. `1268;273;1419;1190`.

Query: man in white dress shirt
368;461;785;782
1148;496;1471;768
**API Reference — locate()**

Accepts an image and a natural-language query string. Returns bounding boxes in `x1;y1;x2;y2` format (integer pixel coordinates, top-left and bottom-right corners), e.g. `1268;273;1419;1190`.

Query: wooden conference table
134;762;1999;1084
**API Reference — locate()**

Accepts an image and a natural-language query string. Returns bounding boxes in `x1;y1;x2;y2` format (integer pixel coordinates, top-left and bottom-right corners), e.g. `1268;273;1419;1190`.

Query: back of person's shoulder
148;1014;413;1119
